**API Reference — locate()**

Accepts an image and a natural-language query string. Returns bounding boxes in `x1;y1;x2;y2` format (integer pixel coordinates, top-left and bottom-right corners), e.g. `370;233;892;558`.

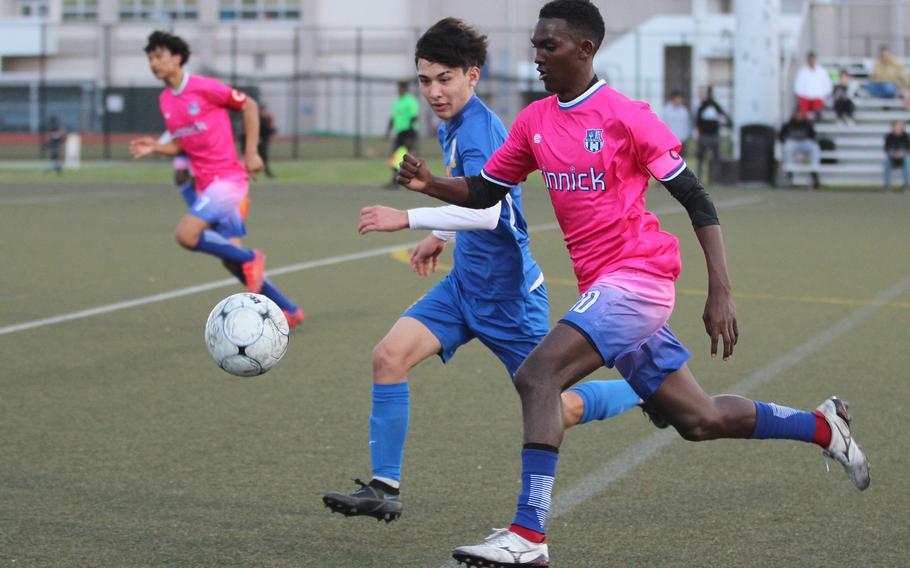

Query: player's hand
410;234;446;276
129;137;157;159
244;151;264;179
396;154;431;192
359;205;409;234
703;288;738;360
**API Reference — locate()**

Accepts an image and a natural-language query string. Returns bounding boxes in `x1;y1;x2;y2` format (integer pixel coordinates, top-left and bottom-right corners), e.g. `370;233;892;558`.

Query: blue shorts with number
559;282;691;401
403;275;550;378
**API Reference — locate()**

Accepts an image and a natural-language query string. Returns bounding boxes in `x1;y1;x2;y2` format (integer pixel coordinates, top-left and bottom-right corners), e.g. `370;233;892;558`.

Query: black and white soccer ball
204;293;289;377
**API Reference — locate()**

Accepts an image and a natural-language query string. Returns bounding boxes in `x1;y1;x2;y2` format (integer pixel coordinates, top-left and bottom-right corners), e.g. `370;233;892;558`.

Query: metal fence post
354;27;363;159
292;26;301;160
102;23;112;161
231;25;238;86
38;21;47;159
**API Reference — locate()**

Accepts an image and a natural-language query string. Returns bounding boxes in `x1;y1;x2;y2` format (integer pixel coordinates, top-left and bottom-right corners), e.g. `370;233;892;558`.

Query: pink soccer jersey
159;73;248;192
481;80;686;293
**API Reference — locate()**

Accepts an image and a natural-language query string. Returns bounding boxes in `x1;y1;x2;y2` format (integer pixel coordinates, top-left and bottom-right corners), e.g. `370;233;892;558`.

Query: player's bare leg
645;363;756;440
646;364;869;489
174;214;265;293
174;213;208;249
453;323;601;566
513;323;605;446
371;317;442;384
323;317;441;521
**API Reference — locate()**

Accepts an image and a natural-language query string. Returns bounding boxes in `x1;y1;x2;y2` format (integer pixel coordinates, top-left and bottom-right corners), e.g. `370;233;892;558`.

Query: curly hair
144;30;191;66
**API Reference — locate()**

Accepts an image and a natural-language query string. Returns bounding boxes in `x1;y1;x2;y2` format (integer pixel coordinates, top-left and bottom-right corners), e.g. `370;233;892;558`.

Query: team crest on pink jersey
188;101;200;115
584;129;603;153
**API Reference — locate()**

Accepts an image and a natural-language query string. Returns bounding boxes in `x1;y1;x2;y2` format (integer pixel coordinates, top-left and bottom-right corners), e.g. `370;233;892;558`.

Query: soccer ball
204;293;290;377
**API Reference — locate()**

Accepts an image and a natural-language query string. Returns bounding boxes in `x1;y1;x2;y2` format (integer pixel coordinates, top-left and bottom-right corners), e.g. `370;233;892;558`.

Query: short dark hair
144;30;191;66
415;18;488;71
538;0;605;51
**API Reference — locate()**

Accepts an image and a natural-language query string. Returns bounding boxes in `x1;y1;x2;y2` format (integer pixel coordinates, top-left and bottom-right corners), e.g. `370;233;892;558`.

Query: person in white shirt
794;51;833;121
661;90;692;157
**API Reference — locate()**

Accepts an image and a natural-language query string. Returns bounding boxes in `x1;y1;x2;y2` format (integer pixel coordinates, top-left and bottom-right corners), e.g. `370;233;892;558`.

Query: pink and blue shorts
189;177;249;239
558;270;690;400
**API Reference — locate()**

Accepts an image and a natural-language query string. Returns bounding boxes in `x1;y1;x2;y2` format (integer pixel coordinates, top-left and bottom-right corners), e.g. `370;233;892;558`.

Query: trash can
738;124;776;184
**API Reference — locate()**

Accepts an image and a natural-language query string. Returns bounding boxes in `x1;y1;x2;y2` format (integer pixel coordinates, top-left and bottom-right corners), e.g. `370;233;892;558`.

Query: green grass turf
1;163;909;566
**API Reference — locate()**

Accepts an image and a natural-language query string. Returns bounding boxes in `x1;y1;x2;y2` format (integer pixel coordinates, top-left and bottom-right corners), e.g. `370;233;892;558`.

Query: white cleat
452;528;549;567
816;397;870;491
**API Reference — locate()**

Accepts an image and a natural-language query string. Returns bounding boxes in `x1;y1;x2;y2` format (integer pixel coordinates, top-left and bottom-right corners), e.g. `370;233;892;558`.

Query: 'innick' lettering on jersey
171;121;209;139
541;166;606;192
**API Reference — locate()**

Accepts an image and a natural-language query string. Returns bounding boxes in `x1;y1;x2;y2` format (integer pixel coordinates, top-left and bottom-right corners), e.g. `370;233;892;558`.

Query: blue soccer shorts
558;277;691;401
188;178;248;239
402;275;550;378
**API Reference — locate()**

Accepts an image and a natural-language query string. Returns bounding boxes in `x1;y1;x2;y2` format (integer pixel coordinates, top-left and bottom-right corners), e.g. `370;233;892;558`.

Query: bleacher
782;59;909;188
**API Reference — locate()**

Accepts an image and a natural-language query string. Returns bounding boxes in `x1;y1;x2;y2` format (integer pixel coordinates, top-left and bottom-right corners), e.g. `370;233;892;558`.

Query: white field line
0;196;762;337
440;272;910;568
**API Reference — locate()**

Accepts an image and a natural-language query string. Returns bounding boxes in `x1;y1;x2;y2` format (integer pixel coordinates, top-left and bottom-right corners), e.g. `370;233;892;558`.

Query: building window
63;0;99;21
219;0;301;21
20;0;49;17
120;0;199;21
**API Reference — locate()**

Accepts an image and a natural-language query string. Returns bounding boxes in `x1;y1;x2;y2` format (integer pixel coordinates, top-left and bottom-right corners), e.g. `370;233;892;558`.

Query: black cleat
322;479;402;523
638;400;670;429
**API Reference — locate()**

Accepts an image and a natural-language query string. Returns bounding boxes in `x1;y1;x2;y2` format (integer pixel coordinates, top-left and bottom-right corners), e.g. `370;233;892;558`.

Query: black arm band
660;168;720;228
464;175;511;209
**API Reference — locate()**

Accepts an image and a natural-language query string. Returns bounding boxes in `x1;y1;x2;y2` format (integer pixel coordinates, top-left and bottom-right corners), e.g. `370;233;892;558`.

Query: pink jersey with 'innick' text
159;73;248;192
481;80;686;293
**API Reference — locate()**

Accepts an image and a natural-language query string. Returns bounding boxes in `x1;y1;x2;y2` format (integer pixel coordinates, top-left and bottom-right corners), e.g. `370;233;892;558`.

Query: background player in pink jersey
130;31;303;328
397;2;869;566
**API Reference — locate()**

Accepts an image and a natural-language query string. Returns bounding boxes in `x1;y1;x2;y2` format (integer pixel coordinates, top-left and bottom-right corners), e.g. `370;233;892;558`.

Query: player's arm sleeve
432;230;456;242
201;77;248;111
627;103;718;228
478;108;538;191
408;203;501;231
659;167;719;228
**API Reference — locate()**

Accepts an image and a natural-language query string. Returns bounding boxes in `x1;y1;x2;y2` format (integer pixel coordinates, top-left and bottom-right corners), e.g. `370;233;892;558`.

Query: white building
0;0;906;138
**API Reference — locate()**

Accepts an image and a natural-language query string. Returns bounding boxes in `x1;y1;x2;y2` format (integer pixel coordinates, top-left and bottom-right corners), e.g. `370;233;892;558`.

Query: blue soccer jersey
438;96;543;299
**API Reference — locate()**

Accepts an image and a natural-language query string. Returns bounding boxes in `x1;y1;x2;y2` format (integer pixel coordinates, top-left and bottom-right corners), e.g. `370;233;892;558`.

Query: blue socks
228;268;299;313
568;380;642;424
751;401;816;442
512;447;558;535
194;230;255;265
370;382;410;483
178;181;196;207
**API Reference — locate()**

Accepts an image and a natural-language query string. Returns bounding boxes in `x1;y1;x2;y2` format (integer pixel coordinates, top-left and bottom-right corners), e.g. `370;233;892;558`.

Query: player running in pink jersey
397;2;869;566
130;31;303;328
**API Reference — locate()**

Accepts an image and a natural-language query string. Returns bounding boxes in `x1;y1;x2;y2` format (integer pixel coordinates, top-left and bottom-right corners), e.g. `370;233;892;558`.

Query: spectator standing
884;120;910;192
384;80;420;188
780;110;820;189
44;116;67;175
258;104;276;178
695;85;730;180
866;46;908;99
832;69;856;125
793;52;832;121
661;90;692;157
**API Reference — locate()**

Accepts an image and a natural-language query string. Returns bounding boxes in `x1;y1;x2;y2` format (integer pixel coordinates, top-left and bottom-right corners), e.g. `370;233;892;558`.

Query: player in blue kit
322;18;648;523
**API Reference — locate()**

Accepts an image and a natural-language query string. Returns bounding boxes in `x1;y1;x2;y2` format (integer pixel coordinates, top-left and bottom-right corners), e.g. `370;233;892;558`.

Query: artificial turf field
1;160;909;567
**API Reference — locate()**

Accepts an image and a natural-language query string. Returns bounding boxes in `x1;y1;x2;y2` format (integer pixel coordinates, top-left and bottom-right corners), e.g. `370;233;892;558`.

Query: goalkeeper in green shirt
385;79;420;188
